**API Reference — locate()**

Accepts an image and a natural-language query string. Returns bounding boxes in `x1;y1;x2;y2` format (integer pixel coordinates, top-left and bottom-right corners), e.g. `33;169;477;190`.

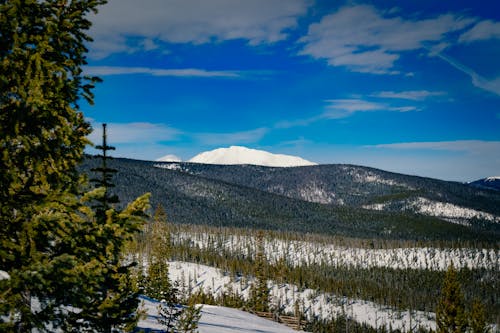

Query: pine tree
250;230;270;312
90;123;119;218
0;1;151;331
436;264;468;333
73;125;149;332
177;302;202;333
144;205;172;300
0;0;105;331
469;299;488;333
157;281;183;333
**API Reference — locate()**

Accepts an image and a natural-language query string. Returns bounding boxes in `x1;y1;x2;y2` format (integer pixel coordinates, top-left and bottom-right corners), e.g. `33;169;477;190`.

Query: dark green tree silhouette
469;299;488;333
249;230;270;312
90;123;119;217
144;205;172;300
436;264;468;333
0;1;150;331
0;0;105;331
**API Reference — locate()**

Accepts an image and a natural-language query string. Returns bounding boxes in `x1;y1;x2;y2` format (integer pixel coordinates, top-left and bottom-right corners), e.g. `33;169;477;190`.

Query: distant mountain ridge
80;156;500;242
188;146;317;167
470;176;500;191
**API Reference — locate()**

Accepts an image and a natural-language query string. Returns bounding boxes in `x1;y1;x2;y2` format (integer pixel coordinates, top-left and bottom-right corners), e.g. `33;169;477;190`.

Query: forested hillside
80;157;500;242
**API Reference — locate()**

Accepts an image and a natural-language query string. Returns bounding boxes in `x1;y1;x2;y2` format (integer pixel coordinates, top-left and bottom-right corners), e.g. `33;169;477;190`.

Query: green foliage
157;281;183;333
0;1;153;331
144;205;172;300
177;302;202;333
0;0;112;331
469;299;488;333
249;231;270;312
436;265;468;333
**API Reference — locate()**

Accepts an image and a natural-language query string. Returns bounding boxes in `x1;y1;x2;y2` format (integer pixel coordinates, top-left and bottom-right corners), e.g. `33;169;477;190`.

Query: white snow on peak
155;154;182;162
485;176;500;182
188;146;317;167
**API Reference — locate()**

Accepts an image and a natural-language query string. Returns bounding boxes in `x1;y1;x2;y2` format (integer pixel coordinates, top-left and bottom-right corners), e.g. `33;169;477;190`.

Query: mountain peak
188;146;317;167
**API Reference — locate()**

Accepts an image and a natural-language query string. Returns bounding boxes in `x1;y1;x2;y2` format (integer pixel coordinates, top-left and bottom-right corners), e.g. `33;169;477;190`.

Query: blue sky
83;0;500;181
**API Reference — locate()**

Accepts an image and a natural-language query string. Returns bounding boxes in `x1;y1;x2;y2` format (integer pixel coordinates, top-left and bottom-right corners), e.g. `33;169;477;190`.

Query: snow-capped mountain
470;176;500;191
155;154;182;162
188;146;316;167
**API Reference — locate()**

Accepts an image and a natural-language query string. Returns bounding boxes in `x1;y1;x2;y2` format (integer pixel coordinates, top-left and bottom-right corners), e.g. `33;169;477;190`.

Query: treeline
148;224;499;325
80;156;500;243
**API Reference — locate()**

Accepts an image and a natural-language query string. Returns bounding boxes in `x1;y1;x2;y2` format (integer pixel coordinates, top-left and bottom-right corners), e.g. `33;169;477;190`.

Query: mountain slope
80;157;499;242
470;176;500;191
153;161;500;219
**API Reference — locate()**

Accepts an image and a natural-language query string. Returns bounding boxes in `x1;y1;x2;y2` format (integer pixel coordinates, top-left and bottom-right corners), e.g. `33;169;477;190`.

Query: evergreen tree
90;123;119;218
0;0;105;331
144;205;172;300
0;1;151;331
249;230;270;312
469;299;488;333
177;301;202;333
157;281;183;333
436;264;468;333
74;125;149;333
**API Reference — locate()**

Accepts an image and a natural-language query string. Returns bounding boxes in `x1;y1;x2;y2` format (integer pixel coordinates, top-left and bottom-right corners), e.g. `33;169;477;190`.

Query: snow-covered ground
173;231;499;271
165;261;436;332
364;197;500;225
137;295;304;333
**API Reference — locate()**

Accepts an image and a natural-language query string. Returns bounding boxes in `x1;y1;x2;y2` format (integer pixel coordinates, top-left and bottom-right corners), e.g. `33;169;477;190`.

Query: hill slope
80;157;499;241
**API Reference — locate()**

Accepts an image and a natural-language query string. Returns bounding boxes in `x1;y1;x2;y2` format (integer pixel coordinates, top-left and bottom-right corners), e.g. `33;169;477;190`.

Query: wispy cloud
371;90;446;101
299;5;473;74
323;99;417;118
85;66;242;78
370;140;500;154
89;0;311;58
459;20;500;43
276;97;418;128
87;121;182;146
435;53;500;96
193;128;269;146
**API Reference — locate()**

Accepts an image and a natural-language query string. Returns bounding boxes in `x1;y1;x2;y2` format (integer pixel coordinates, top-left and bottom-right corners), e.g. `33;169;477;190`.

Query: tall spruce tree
249;230;270;312
436;264;468;333
90;123;119;217
145;205;172;300
75;123;149;333
0;1;150;331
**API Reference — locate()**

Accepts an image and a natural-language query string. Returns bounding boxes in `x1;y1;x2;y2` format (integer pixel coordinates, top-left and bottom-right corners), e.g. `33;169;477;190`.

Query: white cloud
276;98;417;127
194;128;268;146
299;5;473;74
89;0;310;57
323;99;416;118
87;121;181;146
371;140;500;155
371;90;446;101
435;53;500;96
459;20;500;43
85;66;241;78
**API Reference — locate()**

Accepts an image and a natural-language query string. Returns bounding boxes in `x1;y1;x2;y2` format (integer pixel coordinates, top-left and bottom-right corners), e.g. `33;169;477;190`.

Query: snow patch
165;261;436;332
173;232;499;271
189;146;316;167
0;270;10;280
485;176;500;182
137;296;303;333
153;162;183;171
